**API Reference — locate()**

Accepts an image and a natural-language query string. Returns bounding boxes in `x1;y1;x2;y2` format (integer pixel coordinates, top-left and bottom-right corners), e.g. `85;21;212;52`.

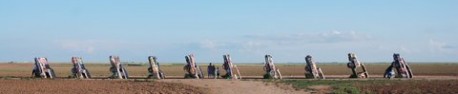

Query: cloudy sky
0;0;457;63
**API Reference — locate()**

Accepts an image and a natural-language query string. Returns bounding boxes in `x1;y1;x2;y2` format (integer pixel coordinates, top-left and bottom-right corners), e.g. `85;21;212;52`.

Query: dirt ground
160;79;308;94
0;63;457;94
0;79;312;94
0;79;207;94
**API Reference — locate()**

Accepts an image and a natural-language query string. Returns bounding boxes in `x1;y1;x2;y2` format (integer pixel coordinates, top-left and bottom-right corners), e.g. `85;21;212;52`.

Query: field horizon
1;63;457;78
2;61;458;64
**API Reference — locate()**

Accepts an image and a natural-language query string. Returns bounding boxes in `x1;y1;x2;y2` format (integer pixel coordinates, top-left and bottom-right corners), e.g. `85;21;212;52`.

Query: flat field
0;63;457;78
0;63;457;94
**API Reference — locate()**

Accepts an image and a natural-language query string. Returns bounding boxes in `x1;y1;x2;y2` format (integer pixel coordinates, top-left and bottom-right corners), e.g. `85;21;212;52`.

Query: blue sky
0;0;457;63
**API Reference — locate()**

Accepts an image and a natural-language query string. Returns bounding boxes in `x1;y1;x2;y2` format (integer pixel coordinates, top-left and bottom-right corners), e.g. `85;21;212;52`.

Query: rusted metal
384;53;413;78
263;55;282;79
222;54;242;79
32;57;56;79
305;55;325;79
70;57;91;79
109;56;128;79
184;54;203;79
347;53;369;78
147;56;165;79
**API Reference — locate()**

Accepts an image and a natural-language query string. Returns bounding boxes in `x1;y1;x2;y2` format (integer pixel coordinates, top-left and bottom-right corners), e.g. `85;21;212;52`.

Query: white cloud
318;30;370;43
244;30;372;45
55;39;126;54
399;46;413;53
240;41;268;54
429;39;457;54
197;40;242;53
182;33;458;62
200;40;218;50
192;39;269;55
193;31;373;55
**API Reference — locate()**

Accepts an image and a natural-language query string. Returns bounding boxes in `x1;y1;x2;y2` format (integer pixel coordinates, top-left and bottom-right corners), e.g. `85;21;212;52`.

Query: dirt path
160;79;308;94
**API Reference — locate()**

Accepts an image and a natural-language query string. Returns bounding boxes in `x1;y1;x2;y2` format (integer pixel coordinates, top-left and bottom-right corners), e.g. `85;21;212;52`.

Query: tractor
147;56;166;79
347;53;369;78
384;53;413;78
183;54;204;79
263;55;282;79
32;57;56;79
109;56;129;79
70;57;91;79
221;54;242;79
304;55;325;79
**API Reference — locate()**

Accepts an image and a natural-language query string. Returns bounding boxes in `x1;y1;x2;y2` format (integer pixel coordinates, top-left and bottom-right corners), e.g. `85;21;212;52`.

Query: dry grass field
0;63;457;94
0;80;206;94
0;63;457;78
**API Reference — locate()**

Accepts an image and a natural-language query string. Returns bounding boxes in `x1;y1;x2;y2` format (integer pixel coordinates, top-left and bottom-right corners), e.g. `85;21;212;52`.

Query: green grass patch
280;80;458;94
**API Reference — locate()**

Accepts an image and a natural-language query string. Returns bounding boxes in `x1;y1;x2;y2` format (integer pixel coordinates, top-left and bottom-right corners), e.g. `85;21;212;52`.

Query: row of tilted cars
31;53;413;79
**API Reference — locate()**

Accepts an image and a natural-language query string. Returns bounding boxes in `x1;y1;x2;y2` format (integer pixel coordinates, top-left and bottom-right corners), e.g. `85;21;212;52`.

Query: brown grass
0;80;207;94
0;63;457;78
